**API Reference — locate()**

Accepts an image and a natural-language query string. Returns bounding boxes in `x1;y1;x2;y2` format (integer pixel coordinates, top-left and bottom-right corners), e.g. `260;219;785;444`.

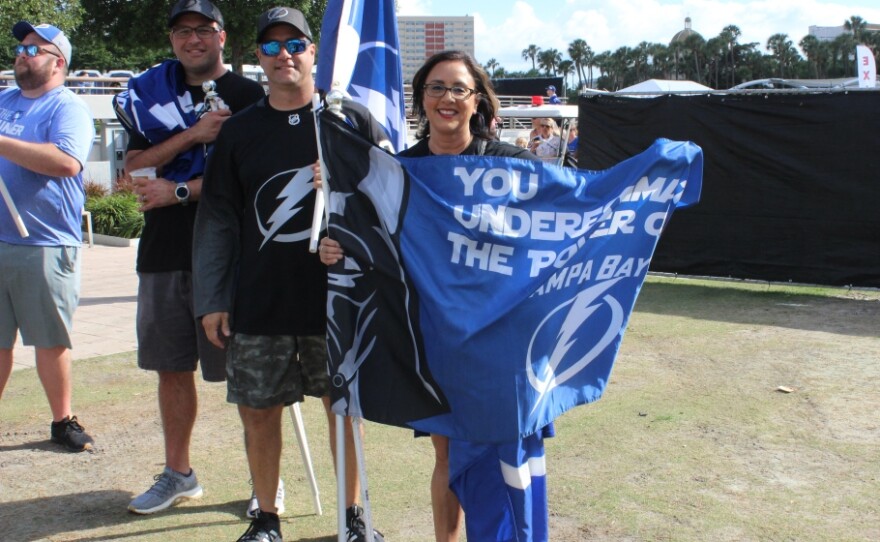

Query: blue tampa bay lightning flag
316;0;405;151
319;114;703;443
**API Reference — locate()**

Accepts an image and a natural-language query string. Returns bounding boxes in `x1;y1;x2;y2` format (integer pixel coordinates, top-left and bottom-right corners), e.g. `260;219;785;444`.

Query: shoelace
66;417;85;433
147;471;177;495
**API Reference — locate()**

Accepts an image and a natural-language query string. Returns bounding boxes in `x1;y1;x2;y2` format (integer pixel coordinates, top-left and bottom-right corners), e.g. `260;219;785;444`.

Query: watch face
176;184;189;199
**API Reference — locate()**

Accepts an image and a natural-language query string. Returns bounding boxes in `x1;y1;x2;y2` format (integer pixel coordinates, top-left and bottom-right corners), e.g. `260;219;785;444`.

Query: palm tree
521;45;540;71
568;38;593;90
799;34;826;78
683;34;706;83
538;48;563;76
720;25;742;87
484;58;499;78
766;33;799;78
558;59;574;93
844;15;869;44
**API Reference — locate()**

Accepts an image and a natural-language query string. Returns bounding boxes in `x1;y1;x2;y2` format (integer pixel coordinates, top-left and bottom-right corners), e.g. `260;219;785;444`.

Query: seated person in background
529;118;561;162
545;85;561;104
514;136;529;149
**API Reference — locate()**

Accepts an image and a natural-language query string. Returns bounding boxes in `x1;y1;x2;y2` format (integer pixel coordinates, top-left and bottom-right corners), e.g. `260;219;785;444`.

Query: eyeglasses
423;84;477;100
259;38;311;56
170;25;220;40
14;44;60;59
540;124;553;128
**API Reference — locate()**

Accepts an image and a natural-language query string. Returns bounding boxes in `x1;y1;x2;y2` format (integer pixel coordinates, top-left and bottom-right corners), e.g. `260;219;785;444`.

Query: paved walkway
11;243;139;371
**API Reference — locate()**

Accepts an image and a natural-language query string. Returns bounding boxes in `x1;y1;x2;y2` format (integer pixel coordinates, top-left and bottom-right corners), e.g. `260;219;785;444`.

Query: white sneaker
246;478;285;518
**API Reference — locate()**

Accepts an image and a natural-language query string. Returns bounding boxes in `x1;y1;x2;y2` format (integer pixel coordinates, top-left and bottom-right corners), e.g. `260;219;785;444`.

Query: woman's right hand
319;237;344;266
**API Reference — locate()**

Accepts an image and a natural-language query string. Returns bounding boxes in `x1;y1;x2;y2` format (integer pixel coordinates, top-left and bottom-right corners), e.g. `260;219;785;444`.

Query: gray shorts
226;334;329;409
136;271;226;382
0;242;80;349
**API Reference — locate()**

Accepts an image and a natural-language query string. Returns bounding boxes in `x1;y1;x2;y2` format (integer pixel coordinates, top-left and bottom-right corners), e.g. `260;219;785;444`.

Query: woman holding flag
319;50;548;542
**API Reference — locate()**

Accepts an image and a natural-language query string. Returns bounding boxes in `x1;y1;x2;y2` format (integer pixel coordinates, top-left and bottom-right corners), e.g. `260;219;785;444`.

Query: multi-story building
398;16;475;83
809;24;880;42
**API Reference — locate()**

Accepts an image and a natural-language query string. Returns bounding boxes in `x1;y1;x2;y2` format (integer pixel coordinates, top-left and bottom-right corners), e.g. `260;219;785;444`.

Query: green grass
1;277;878;541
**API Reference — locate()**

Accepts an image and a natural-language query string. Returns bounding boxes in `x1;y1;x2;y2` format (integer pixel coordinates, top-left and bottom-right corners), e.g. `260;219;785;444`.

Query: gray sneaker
128;467;203;514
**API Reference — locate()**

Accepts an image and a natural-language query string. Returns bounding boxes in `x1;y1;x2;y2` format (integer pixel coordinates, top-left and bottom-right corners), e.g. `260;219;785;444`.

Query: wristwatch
175;182;190;206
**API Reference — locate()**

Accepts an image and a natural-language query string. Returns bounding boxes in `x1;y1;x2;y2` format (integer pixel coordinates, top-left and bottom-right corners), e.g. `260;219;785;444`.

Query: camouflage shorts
226;333;330;409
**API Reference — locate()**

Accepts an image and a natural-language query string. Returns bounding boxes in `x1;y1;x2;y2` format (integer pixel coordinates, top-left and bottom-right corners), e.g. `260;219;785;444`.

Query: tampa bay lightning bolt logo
527;278;625;412
254;167;314;249
267;7;289;20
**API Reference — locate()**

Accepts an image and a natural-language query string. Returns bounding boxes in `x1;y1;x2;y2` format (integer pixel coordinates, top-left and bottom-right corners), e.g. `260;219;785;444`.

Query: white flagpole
0;175;29;238
352;416;375;542
336;414;346;542
287;403;322;515
309;93;328;253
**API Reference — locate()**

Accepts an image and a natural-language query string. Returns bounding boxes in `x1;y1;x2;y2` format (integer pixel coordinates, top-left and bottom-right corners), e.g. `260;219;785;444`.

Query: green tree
537;48;561;76
521;44;540;71
567;38;592;90
557;59;573;92
0;0;84;70
766;33;799;78
484;57;499;77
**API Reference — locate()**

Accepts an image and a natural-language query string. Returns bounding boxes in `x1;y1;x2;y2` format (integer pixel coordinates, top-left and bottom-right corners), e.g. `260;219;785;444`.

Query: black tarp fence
578;91;880;288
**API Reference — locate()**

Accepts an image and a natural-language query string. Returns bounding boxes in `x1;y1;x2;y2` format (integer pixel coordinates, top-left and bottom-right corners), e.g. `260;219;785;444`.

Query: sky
397;0;880;73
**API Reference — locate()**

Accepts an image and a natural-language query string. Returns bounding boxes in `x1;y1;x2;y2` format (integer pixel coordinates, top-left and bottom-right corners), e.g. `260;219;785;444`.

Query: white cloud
463;0;880;73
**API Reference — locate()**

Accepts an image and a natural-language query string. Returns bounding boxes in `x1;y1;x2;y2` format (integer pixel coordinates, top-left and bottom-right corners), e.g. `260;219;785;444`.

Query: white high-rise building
398;16;475;83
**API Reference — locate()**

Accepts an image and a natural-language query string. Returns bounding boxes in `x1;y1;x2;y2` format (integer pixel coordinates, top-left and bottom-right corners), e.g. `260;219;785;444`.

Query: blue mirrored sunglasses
14;44;60;59
259;38;310;56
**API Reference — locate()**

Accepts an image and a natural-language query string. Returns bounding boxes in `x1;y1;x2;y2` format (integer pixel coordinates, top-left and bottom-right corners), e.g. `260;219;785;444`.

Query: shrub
83;179;109;200
85;192;144;239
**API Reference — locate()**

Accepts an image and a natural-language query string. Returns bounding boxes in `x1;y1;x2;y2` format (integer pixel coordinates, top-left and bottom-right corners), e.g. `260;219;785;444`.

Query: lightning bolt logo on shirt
256;167;315;250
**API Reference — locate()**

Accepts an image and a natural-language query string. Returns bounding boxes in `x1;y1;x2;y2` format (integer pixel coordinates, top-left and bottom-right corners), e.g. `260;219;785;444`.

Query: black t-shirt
129;69;265;273
401;137;539;159
194;98;388;335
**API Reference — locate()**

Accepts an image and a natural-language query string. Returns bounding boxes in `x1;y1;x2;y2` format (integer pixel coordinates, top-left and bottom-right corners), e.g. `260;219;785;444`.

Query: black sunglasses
260;38;310;56
14;44;60;59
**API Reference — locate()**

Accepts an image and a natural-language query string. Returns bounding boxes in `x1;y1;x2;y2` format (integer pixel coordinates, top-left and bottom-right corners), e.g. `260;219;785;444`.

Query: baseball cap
168;0;224;28
12;22;72;66
546;85;556;91
257;7;312;42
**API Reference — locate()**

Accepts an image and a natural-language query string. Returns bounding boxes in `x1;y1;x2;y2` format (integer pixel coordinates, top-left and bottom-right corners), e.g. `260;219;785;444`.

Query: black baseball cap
168;0;224;28
257;7;312;42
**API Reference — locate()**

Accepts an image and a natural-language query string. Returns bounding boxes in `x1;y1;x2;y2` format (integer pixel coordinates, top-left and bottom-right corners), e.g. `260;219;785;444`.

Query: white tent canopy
618;79;712;95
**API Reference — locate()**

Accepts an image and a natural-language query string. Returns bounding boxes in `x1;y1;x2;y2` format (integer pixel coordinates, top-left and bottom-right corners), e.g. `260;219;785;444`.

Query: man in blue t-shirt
545;85;561;104
0;21;95;452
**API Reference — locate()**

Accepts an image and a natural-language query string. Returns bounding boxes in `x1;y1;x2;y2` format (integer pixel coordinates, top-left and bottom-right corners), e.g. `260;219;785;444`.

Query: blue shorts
0;242;80;349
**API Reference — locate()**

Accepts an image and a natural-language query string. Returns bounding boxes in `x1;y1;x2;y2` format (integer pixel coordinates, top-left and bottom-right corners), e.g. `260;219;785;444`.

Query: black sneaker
237;511;282;542
346;505;385;542
50;416;94;452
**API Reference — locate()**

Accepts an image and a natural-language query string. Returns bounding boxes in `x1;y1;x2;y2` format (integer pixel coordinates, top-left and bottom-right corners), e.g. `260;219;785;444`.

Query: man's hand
318;237;344;266
202;312;231;349
188;109;232;144
132;176;177;211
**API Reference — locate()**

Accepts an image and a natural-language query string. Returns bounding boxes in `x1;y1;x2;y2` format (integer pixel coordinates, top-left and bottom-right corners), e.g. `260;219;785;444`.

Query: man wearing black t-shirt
113;0;265;516
193;7;389;542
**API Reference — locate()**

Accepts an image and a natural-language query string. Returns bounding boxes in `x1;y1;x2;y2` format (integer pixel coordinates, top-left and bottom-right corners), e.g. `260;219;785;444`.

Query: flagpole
0;175;29;238
309;93;328;253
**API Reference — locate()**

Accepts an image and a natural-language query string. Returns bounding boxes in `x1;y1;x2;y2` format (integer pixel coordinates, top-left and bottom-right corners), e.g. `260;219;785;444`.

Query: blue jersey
0;85;94;246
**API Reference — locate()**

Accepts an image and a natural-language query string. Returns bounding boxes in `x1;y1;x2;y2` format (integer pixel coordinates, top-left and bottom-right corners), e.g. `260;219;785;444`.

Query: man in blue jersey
0;21;95;452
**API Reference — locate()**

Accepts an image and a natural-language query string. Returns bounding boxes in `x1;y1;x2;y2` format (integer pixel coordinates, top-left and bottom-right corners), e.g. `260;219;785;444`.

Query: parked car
104;70;136;91
0;69;14;89
73;69;102;94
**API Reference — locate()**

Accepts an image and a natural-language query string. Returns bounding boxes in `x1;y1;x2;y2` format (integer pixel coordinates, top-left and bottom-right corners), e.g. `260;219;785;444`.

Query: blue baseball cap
546;85;556;92
13;21;72;65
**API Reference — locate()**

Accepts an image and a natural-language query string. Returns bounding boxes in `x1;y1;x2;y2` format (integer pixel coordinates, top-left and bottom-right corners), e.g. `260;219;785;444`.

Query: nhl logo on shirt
288;114;301;126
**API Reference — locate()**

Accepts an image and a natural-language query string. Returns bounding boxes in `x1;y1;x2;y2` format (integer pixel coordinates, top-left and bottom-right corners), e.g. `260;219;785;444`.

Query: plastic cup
129;167;156;180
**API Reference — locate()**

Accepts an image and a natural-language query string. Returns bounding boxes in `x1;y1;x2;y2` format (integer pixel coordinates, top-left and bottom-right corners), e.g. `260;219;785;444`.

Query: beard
14;59;54;91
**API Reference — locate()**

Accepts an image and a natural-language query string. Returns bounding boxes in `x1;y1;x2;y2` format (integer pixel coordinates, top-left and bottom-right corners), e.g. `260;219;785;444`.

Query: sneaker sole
50;436;93;453
128;486;204;515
